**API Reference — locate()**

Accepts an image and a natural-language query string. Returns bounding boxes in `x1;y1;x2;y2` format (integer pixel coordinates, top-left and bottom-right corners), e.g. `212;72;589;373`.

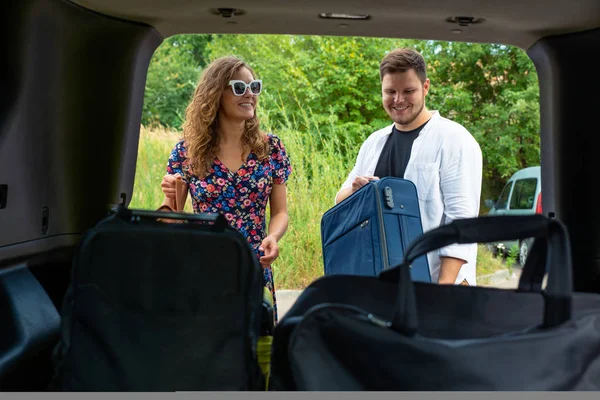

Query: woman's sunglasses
228;80;262;96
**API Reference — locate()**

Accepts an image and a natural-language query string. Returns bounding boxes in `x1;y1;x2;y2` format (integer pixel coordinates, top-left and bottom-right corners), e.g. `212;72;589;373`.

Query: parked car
484;166;542;265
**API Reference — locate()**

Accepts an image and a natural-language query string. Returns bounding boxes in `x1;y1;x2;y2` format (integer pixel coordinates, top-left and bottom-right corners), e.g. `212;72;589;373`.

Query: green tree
208;35;418;148
420;42;540;201
142;34;212;128
207;36;540;204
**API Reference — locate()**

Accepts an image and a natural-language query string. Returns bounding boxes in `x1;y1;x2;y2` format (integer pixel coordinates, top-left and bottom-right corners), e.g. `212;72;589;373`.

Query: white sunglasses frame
228;79;262;96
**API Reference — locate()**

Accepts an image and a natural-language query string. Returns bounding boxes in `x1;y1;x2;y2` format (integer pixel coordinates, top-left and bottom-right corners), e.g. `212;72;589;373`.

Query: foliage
208;35;409;149
505;244;520;273
476;244;513;283
419;42;541;200
142;34;212;129
142;34;541;205
129;125;193;212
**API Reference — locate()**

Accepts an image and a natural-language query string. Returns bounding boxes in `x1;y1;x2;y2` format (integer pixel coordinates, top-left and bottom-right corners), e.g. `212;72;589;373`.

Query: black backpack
51;207;266;391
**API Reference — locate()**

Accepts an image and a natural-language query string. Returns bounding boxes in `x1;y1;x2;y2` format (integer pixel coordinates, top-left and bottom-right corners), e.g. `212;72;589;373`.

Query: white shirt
336;111;483;285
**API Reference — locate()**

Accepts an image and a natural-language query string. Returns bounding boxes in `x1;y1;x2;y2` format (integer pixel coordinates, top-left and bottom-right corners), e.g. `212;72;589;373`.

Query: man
335;48;482;286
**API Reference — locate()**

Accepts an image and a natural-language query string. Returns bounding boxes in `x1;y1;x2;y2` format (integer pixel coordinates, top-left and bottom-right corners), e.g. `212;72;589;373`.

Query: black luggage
51;207;266;391
271;215;600;390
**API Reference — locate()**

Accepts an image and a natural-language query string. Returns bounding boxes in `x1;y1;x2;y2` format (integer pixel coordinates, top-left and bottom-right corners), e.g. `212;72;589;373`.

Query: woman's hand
161;173;181;199
259;235;279;267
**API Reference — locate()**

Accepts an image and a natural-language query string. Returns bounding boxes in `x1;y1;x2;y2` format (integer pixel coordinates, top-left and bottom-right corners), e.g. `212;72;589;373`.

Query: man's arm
335;188;354;204
438;256;467;284
437;130;483;283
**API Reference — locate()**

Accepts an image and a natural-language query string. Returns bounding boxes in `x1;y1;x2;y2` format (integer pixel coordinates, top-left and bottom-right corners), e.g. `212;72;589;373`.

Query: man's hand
161;173;181;199
336;176;380;203
352;176;379;192
259;235;279;267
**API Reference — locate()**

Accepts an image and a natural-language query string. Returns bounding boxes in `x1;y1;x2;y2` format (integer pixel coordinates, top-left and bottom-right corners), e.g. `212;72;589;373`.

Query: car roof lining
70;0;600;49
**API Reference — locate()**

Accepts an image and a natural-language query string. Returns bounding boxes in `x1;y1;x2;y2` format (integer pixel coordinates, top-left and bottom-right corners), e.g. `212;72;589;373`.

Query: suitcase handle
385;215;573;335
112;206;228;231
383;186;394;209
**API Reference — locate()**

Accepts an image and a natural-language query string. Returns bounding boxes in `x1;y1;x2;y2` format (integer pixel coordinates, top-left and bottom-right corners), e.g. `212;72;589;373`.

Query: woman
160;56;292;323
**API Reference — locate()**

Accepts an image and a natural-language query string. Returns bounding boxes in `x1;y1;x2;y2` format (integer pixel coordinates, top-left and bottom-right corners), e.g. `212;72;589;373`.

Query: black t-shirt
373;120;429;179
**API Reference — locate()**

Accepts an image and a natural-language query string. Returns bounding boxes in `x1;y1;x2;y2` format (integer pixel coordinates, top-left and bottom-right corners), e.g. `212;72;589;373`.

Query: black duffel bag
270;215;600;390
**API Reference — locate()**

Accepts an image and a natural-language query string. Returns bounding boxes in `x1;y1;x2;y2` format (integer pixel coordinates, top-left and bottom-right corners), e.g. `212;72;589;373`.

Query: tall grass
129;125;193;213
130;111;508;290
260;106;356;289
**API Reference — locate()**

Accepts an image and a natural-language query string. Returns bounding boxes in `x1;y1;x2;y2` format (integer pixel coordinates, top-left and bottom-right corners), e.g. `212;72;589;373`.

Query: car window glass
509;178;537;210
495;181;513;210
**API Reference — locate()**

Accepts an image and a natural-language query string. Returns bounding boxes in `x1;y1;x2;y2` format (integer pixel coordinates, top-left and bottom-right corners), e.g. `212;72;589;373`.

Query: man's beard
392;100;424;127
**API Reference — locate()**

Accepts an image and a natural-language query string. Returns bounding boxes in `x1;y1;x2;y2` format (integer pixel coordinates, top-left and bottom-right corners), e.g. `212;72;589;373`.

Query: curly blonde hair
182;56;269;178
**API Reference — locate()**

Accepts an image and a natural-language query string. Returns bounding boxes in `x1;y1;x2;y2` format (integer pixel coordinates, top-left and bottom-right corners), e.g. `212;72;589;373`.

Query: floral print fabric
166;133;292;322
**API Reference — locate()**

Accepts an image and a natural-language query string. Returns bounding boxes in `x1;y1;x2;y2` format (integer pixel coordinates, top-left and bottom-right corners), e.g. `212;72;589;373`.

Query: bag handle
113;206;228;232
387;215;573;335
517;238;547;292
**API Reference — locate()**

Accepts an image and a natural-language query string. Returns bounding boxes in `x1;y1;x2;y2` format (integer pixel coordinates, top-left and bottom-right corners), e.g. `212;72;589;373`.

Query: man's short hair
379;48;427;83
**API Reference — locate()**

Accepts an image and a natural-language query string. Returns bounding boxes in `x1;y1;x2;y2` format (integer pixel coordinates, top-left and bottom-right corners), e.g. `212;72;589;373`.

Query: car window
129;33;544;294
495;181;513;210
509;178;537;210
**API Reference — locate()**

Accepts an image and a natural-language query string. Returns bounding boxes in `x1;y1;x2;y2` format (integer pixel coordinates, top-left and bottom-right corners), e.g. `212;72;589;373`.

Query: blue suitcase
321;177;431;282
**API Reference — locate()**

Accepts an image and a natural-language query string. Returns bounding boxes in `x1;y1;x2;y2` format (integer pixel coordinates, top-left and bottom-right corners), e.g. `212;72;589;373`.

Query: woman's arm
267;183;289;241
259;183;289;266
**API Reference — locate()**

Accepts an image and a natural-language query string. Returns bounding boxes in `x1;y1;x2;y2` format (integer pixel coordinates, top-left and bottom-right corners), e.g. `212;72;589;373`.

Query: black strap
386;215;573;334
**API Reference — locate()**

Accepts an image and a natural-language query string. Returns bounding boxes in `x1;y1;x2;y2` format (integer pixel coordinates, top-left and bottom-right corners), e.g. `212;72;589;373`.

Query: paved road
277;268;524;319
493;270;521;289
276;290;303;320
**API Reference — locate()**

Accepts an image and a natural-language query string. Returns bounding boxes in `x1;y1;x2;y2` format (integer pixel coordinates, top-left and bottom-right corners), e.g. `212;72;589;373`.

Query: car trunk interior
1;0;599;391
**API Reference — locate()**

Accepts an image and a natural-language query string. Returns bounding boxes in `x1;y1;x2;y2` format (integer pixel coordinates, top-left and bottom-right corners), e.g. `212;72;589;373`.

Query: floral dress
166;133;292;323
